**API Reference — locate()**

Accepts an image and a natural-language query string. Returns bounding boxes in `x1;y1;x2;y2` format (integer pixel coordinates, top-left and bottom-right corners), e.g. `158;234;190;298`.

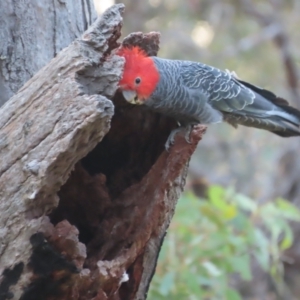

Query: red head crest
117;46;160;101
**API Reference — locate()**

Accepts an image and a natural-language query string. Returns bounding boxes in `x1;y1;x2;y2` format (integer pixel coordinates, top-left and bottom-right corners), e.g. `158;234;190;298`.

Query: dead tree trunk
0;0;96;106
0;3;205;300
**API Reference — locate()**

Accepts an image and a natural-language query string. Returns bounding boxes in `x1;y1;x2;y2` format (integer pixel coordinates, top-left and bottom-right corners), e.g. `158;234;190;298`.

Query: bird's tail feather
224;112;300;137
225;80;300;137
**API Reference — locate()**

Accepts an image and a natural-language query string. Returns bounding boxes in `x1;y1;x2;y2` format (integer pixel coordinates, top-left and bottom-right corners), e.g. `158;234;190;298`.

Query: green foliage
148;185;300;300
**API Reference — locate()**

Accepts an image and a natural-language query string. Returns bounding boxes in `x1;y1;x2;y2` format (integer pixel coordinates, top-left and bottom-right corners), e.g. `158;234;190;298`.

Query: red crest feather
117;46;160;100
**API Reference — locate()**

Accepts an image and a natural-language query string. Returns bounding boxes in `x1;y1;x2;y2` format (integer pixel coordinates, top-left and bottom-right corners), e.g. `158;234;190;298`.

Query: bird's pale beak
122;90;143;105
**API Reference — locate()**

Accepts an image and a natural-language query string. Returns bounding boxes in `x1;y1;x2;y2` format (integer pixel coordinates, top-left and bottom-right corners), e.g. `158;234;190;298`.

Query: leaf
202;261;222;277
210;195;238;220
280;222;294;250
234;194;257;212
207;185;225;203
225;288;242;300
149;187;300;299
253;229;270;271
229;254;252;281
276;198;300;221
200;204;225;228
268;218;285;243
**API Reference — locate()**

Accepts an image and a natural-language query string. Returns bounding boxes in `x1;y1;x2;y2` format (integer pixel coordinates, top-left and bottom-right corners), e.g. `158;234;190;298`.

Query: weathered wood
0;4;206;300
0;0;96;106
0;4;123;300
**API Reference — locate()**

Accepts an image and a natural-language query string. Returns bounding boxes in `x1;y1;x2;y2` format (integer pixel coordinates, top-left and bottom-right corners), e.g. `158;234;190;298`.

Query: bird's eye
135;77;141;85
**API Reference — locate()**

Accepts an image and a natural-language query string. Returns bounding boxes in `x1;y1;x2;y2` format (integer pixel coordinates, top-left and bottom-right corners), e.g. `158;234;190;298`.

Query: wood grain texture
0;4;124;300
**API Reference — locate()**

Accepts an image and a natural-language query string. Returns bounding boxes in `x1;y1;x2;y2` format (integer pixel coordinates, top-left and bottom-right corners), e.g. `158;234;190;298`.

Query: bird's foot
165;127;181;150
184;124;194;144
165;125;194;151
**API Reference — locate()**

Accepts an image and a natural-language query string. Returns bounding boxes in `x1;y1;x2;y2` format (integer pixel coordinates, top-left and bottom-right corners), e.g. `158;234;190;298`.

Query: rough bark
0;0;96;106
0;3;205;300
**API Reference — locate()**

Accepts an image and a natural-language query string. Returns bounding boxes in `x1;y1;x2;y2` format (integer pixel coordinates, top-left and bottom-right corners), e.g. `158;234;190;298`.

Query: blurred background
95;1;300;299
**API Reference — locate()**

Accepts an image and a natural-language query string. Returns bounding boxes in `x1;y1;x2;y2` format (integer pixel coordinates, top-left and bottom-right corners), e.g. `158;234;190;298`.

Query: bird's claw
165;140;174;151
184;125;193;144
165;128;180;151
165;125;194;151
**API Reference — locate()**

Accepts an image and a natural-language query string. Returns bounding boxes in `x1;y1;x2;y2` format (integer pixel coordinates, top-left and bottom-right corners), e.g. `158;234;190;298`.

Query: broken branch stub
0;3;206;300
0;4;124;300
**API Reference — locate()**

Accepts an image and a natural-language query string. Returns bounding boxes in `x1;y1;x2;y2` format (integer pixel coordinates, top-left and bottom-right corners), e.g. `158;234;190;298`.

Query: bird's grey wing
180;62;256;113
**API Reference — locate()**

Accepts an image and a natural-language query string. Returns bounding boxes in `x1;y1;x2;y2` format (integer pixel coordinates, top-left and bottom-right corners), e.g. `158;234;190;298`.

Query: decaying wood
0;4;123;299
0;4;206;300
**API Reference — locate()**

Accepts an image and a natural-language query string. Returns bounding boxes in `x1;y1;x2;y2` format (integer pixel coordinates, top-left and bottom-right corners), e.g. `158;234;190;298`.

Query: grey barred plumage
118;46;300;149
145;56;300;141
